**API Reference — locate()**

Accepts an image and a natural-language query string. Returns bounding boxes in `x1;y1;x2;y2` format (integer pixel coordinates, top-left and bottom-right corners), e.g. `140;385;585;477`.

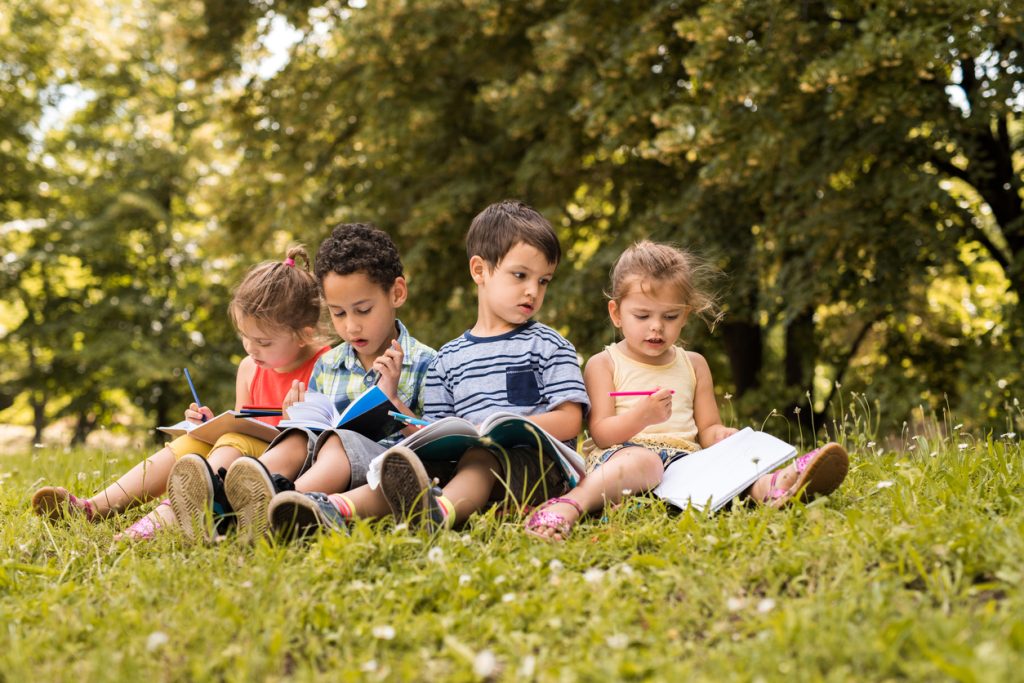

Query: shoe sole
32;486;70;520
784;443;850;507
268;491;323;541
225;458;275;543
167;454;214;543
379;446;432;527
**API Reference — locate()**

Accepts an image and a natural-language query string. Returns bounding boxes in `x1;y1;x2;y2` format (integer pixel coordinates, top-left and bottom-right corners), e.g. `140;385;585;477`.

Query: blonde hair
228;245;322;341
608;240;722;328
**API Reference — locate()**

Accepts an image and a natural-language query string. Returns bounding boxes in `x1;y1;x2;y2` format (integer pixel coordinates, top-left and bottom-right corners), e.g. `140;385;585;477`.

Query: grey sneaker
378;446;447;531
167;454;232;543
224;457;295;543
268;491;346;541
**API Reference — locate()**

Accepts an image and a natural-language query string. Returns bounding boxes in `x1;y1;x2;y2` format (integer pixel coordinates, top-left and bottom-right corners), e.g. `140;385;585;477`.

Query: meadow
1;411;1021;682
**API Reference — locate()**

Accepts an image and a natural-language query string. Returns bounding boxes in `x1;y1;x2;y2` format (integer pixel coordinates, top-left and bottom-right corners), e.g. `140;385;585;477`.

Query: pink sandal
525;497;584;541
31;486;96;521
114;501;170;541
760;443;849;508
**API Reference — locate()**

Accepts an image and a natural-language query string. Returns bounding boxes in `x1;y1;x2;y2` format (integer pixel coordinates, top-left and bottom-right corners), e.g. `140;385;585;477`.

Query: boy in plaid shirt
168;223;434;542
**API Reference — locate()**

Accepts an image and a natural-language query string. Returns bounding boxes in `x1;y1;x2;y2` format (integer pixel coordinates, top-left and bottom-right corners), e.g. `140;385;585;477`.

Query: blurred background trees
2;0;1020;444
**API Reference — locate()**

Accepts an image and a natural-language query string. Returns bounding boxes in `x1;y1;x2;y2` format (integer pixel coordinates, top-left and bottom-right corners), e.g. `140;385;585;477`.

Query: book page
653;428;796;512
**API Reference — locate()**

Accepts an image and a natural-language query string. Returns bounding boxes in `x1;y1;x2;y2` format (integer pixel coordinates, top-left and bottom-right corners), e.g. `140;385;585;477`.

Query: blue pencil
388;410;430;427
183;367;206;422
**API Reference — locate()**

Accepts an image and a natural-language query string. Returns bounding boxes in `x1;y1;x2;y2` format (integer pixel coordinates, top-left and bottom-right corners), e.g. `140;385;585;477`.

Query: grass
1;420;1022;682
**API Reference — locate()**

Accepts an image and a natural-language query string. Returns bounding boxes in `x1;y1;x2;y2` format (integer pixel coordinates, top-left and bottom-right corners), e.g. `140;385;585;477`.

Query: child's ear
608;300;622;328
469;255;488;285
390;276;408;307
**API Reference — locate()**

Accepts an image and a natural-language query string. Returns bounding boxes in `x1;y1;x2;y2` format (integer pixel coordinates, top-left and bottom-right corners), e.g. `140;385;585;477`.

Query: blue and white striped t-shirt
423;321;590;432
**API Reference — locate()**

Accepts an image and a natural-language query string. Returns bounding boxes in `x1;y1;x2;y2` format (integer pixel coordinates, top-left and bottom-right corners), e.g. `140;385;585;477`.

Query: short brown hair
229;245;322;341
465;199;561;267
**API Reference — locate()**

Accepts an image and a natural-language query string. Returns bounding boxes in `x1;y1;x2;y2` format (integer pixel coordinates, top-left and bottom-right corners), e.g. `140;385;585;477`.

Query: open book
392;411;586;489
158;411;280;445
277;387;402;442
652;427;797;512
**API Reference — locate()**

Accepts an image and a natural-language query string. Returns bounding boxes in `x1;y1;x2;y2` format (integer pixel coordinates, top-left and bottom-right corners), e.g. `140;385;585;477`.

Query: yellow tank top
583;343;701;460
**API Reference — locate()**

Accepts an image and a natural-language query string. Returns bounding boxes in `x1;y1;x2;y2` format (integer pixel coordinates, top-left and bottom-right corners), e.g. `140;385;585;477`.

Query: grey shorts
265;427;384;489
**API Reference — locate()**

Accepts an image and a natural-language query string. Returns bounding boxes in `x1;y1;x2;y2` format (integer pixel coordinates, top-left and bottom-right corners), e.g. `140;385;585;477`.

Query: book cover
652;427;796;512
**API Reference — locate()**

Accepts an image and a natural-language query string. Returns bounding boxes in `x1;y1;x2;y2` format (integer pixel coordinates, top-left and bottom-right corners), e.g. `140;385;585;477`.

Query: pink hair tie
284;257;295;267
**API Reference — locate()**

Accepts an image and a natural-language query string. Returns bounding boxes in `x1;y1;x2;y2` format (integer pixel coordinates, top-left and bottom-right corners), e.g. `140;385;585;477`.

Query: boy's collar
463;319;536;343
333;319;413;371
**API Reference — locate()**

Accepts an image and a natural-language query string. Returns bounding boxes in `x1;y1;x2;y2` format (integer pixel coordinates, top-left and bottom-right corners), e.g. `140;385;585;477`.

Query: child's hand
184;403;214;424
630;387;674;427
372;340;404;400
282;380;306;419
704;424;737;445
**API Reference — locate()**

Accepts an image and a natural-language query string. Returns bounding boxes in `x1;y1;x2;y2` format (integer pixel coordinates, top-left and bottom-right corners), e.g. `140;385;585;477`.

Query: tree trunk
72;412;97;446
31;391;46;445
719;319;763;396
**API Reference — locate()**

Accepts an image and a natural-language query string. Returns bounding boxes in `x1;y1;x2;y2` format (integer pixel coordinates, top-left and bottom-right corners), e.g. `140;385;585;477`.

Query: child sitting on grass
266;199;590;536
167;223;435;542
525;240;849;541
32;246;329;540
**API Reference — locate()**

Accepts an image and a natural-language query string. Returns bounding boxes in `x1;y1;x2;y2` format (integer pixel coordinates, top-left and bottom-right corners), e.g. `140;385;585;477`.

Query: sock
436;494;455;527
327;493;356;519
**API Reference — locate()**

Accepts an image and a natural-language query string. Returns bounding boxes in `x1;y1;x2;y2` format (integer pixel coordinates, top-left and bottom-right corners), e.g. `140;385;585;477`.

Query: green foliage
2;419;1022;680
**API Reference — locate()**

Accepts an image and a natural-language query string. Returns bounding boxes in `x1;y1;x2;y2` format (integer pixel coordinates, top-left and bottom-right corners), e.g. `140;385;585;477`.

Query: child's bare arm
584;352;673;448
526;400;584;442
690;352;736;447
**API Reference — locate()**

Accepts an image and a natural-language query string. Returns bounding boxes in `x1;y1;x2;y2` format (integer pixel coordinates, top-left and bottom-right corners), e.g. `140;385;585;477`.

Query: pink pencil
609;390;675;396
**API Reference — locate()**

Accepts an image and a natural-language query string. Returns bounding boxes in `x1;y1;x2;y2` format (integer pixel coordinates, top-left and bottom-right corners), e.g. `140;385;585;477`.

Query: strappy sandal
761;442;849;508
524;497;584;541
32;486;96;521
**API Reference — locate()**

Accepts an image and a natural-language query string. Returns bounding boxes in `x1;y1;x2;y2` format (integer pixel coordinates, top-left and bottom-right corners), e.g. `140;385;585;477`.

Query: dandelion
583;568;605;584
77;472;86;481
876;480;895;489
757;598;776;613
459;574;472;586
372;625;396;640
548;559;564;573
427;547;444;563
529;557;541;568
146;632;169;652
460;533;473;546
473;650;497;678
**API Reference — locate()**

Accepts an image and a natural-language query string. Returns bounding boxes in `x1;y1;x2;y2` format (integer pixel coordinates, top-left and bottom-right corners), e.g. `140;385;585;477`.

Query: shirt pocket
505;365;541;406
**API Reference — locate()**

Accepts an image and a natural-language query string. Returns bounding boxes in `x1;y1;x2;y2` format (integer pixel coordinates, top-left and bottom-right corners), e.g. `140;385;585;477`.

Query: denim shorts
594;441;692;470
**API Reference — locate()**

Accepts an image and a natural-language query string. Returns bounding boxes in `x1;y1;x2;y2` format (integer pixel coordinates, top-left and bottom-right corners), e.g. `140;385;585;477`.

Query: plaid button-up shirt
308;319;435;446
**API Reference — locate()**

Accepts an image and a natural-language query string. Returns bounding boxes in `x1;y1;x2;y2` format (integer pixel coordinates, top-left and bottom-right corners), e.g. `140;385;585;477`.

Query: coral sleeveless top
583;343;701;459
248;346;331;426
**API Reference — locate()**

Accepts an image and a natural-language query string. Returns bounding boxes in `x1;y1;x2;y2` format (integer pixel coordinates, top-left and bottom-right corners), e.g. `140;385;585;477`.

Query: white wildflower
530;557;541;568
866;441;876;449
360;659;378;672
493;575;506;585
953;423;963;431
240;581;253;589
548;559;564;573
723;393;733;400
146;632;169;652
958;443;969;451
757;598;776;613
472;650;497;678
621;488;632;496
1001;432;1016;440
876;480;895;489
77;472;86;481
605;634;629;649
460;533;473;546
583;568;605;584
427;547;444;563
726;597;746;612
518;655;536;678
501;592;516;603
372;625;395;640
393;523;408;532
459;574;472;586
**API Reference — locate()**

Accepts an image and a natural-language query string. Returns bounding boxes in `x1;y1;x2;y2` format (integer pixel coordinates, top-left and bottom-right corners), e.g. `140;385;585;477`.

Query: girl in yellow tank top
526;241;848;541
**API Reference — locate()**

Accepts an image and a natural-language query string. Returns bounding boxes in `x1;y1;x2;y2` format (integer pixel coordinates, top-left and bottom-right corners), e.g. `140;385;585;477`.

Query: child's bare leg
294;434;351;493
336;483;392;519
442;447;499;523
258;432;310;480
529;446;664;541
88;446;178;516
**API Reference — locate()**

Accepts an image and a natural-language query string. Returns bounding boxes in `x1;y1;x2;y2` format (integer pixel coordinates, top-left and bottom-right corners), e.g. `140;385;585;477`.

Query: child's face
322;271;406;369
471;242;556;333
609;279;689;364
237;317;311;373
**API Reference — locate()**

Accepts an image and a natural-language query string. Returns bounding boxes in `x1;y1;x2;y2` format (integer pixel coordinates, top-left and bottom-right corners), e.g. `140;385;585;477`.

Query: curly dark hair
314;222;404;289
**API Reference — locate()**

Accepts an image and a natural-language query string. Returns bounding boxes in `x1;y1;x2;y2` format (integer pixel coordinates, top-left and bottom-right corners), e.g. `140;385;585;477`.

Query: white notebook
653;427;796;512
